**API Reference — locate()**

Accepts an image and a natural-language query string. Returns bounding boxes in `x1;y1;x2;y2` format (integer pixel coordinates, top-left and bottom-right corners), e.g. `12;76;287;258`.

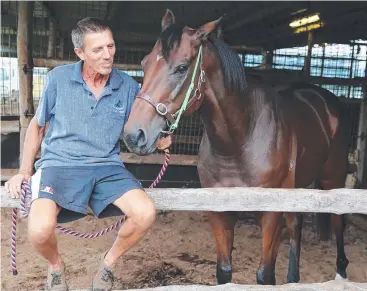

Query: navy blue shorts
30;165;143;223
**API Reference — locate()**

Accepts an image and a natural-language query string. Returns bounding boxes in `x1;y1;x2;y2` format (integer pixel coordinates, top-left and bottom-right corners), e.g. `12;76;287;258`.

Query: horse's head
123;9;222;155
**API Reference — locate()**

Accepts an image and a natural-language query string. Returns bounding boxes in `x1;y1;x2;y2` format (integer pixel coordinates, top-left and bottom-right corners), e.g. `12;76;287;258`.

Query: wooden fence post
47;18;56;60
17;1;35;162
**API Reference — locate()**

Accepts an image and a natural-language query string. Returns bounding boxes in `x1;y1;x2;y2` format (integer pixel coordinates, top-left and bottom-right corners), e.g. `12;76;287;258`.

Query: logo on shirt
40;186;55;195
113;100;125;113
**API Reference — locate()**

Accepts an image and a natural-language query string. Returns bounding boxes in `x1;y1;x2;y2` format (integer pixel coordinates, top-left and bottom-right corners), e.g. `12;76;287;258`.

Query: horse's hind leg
284;213;303;283
257;212;283;285
284;182;316;283
319;128;349;279
331;214;349;279
319;178;349;279
207;211;237;284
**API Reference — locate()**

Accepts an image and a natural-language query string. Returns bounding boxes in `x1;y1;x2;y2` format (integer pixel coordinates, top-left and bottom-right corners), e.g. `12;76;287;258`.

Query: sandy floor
1;210;367;291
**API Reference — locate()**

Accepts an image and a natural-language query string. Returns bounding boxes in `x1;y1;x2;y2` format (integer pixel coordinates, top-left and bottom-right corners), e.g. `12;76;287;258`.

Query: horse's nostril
122;127;148;149
136;128;148;147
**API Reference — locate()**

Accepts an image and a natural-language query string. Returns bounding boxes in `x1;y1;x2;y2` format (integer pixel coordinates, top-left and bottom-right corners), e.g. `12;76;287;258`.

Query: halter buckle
156;103;168;116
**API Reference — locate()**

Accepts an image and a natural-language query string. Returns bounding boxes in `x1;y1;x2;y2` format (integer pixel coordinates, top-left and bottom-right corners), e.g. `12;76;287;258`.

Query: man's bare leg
28;198;68;290
105;189;156;266
91;189;156;290
28;198;63;269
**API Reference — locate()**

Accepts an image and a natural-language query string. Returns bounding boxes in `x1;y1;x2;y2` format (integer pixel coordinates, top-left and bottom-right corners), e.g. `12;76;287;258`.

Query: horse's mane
159;24;247;96
209;36;247;95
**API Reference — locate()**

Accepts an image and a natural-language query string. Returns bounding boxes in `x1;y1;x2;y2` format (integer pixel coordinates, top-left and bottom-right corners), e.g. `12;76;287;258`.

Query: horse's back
277;82;348;187
286;82;346;140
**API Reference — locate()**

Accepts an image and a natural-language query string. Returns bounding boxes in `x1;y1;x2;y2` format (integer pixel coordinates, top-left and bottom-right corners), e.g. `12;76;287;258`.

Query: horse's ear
216;14;226;39
196;16;224;40
161;9;175;31
216;23;223;39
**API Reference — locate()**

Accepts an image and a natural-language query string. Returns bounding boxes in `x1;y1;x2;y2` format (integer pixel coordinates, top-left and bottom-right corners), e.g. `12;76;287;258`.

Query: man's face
75;29;116;75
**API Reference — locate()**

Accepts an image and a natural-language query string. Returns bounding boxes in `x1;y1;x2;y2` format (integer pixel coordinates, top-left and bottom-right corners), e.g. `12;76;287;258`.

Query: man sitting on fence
4;17;171;291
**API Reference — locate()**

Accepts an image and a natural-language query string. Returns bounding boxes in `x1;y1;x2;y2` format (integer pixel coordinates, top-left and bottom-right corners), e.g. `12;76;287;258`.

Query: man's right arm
5;117;46;198
5;69;56;198
19;117;46;176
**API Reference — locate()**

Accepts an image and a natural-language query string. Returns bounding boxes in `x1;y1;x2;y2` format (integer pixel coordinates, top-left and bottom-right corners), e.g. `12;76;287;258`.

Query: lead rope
10;149;171;275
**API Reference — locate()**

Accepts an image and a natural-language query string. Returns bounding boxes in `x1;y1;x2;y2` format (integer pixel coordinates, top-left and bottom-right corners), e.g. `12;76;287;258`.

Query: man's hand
4;173;31;199
156;134;172;152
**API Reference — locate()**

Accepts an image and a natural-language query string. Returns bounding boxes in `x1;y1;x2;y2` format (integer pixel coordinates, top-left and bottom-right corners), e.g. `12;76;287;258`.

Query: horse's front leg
207;211;237;284
257;212;283;285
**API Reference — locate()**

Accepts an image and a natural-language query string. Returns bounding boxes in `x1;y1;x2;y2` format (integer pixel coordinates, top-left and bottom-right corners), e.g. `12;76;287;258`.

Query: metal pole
356;64;367;187
304;30;313;76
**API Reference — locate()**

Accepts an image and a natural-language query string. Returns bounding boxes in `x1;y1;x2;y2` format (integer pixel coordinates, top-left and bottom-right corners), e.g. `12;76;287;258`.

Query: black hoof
287;273;300;283
216;265;232;284
256;266;276;285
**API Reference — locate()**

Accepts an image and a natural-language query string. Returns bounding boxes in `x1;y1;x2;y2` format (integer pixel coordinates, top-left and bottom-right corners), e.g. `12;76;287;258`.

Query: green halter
168;45;203;133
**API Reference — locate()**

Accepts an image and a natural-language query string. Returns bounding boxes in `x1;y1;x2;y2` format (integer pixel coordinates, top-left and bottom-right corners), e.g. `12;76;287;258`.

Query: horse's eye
174;65;188;75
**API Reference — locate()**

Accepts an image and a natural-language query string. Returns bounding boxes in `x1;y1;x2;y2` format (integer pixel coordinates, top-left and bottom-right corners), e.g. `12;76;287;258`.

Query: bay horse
122;10;349;285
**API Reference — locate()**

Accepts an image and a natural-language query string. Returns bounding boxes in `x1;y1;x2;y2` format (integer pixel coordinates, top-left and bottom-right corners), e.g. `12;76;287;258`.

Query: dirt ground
1;210;367;291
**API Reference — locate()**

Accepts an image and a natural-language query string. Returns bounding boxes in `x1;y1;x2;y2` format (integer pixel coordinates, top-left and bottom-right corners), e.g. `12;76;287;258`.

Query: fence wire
1;1;366;157
1;1;18;115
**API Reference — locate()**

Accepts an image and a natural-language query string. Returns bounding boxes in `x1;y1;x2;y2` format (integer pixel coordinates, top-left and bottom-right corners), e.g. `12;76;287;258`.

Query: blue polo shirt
34;61;140;170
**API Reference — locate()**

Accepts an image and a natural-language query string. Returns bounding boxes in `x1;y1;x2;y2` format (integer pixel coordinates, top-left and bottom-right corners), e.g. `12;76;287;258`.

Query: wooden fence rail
2;186;366;291
72;280;367;291
1;186;367;214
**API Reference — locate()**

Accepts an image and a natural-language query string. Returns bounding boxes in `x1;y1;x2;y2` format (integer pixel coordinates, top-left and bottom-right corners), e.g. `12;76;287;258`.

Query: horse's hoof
217;265;232;284
256;267;276;285
335;273;348;281
286;276;300;284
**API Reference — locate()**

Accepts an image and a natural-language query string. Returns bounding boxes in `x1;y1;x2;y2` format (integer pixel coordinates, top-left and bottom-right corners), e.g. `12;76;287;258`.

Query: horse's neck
200;80;276;157
200;82;249;156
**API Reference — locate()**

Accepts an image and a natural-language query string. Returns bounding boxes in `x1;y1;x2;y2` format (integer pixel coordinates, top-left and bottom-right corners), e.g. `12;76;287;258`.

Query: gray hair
71;17;111;49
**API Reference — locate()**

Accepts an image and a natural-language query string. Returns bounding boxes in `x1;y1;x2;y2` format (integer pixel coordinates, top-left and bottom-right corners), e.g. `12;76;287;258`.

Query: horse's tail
307;181;332;241
316;93;349;242
316;213;332;241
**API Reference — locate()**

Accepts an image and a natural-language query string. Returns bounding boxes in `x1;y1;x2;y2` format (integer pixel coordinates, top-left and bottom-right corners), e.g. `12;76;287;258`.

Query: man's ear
74;48;85;61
